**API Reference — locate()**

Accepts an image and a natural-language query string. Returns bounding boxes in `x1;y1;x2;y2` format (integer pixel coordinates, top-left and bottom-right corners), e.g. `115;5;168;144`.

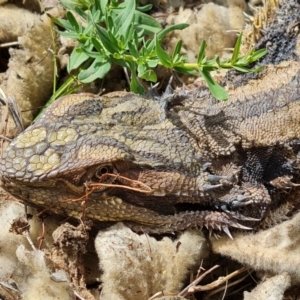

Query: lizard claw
202;162;212;170
215;194;254;212
204;211;254;239
228;211;261;222
203;184;223;191
222;225;233;239
207;174;237;184
228;221;253;230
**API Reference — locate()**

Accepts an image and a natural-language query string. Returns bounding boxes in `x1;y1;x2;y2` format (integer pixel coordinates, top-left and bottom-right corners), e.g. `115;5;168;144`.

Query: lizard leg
126;210;253;238
83;195;253;237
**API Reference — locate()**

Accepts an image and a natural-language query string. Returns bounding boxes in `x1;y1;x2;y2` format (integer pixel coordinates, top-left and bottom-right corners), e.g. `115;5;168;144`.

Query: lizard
1;1;300;237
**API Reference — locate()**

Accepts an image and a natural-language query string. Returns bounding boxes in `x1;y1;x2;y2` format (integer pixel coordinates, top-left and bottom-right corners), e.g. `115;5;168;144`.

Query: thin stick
23;231;37;251
206;273;250;298
0;135;12;142
0;41;19;48
178;265;220;296
188;266;250;294
148;291;164;300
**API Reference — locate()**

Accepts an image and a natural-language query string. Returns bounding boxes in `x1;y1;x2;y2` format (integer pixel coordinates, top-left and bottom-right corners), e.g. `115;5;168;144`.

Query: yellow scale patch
14;127;47;148
48;127;78;146
27;148;60;175
77;144;129;161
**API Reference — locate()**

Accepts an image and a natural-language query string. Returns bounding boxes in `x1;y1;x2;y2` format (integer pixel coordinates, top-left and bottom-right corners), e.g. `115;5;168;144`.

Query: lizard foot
204;211;253;239
215;183;271;219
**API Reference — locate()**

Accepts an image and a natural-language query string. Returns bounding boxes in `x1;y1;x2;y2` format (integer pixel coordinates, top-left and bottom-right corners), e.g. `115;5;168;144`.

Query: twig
148;291;164;300
178;265;220;297
0;281;19;292
73;290;85;300
37;220;46;250
88;173;153;194
6;96;24;133
0;135;12;142
123;67;130;86
206;272;251;298
221;277;228;300
188;266;250;294
23;231;37;251
0;41;19;48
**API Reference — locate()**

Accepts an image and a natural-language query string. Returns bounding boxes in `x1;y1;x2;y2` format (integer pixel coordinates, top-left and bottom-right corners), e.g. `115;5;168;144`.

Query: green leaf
147;59;159;68
158;23;189;39
114;0;135;37
201;65;218;72
108;31;120;49
139;70;157;82
231;33;242;63
251;66;264;73
136;24;160;35
136;4;152;12
124;23;134;45
78;59;111;83
134;10;161;35
234;57;247;66
172;40;182;60
128;42;139;58
55;30;79;39
50;16;74;31
111;57;129;68
197;40;206;65
60;0;92;10
68;46;90;71
105;14;114;32
74;6;88;20
90;8;101;23
147;23;188;50
130;77;145;94
249;48;268;62
155;36;172;68
110;7;161;34
174;66;198;76
66;11;80;32
232;65;251;72
83;17;94;35
77;33;89;43
200;70;228;100
95;24;119;53
99;0;108;14
80;49;102;59
126;61;144;94
91;37;104;54
137;64;146;75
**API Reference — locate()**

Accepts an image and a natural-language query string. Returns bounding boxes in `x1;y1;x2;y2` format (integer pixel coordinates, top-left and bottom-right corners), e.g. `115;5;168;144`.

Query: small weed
50;0;267;101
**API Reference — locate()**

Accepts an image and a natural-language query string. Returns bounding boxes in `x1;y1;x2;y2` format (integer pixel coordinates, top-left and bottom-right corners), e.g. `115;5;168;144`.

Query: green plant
51;0;267;101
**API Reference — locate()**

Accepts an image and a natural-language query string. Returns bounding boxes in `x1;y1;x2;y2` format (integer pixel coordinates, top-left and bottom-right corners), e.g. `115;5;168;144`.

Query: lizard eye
93;164;114;180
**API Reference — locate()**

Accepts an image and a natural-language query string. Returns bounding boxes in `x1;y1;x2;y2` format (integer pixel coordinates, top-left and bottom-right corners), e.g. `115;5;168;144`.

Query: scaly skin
1;1;300;236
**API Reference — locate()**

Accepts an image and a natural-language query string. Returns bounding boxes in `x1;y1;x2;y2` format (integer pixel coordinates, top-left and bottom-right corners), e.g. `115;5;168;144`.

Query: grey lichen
243;273;291;300
95;223;207;300
0;5;64;128
212;211;300;284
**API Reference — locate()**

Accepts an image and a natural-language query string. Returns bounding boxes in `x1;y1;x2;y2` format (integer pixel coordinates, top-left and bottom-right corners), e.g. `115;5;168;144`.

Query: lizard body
1;1;300;236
